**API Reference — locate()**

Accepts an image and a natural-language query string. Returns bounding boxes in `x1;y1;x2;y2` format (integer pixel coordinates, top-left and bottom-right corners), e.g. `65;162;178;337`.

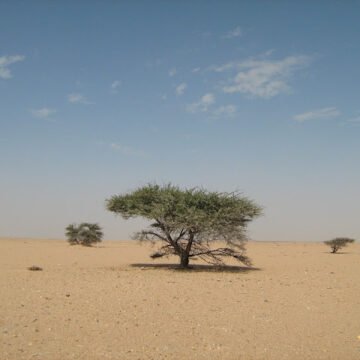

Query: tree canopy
65;223;103;246
106;184;262;268
324;237;355;253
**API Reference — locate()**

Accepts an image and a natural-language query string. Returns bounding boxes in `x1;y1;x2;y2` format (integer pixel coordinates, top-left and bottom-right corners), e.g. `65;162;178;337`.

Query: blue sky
1;1;359;241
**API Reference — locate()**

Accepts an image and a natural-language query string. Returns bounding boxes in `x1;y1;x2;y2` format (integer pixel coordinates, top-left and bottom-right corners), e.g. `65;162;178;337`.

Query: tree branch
137;230;167;242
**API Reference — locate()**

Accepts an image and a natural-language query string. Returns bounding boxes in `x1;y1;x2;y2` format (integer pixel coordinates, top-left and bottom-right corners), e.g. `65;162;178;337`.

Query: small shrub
65;223;103;246
28;265;43;271
324;237;355;253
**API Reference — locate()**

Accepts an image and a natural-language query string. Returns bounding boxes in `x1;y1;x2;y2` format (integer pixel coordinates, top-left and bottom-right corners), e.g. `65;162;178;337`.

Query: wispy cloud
30;107;57;119
0;55;25;79
145;58;164;68
346;116;360;123
293;107;340;122
261;49;275;58
213;105;237;117
176;82;187;96
211;55;310;98
111;80;121;93
67;93;93;104
168;68;177;77
186;93;215;113
110;143;148;157
223;26;242;39
210;62;236;72
192;67;201;73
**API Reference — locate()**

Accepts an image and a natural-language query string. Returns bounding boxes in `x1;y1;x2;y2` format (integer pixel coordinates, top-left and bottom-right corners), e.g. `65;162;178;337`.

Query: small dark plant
65;223;103;246
28;265;43;271
324;237;355;253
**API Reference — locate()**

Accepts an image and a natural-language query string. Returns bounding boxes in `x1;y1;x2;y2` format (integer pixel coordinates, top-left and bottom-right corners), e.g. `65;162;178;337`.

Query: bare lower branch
150;244;177;259
190;247;251;266
134;230;167;242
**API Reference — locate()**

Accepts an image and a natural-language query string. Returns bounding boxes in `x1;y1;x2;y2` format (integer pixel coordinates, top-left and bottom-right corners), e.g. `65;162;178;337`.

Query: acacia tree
106;184;262;268
324;237;355;253
65;223;103;246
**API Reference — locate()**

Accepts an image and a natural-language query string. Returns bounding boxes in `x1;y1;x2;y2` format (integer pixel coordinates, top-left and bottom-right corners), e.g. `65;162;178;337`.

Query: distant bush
65;223;103;246
324;237;355;253
28;265;43;271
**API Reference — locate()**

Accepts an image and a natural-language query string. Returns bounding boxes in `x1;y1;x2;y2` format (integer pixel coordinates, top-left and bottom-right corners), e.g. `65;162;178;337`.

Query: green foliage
324;237;355;253
107;184;262;267
65;223;103;246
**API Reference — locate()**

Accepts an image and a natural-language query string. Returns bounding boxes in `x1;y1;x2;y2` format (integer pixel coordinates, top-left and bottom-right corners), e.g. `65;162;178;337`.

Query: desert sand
0;238;359;360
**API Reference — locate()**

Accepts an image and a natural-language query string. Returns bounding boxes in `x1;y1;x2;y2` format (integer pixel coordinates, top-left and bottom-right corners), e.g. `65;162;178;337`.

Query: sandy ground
0;238;359;360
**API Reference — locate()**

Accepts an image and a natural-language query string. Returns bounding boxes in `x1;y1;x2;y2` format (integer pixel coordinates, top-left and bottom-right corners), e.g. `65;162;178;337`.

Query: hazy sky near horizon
1;1;359;241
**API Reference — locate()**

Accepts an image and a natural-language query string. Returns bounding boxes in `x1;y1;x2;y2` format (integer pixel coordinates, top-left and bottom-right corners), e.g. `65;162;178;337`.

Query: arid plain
1;239;359;360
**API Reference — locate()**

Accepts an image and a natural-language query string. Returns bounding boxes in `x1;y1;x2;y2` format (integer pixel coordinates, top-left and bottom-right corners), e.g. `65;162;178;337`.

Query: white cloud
213;55;310;98
262;49;275;57
110;143;147;157
30;108;57;119
187;93;215;113
213;105;237;117
176;82;187;96
111;80;121;90
168;68;177;77
347;116;360;123
0;55;25;79
210;62;236;72
67;93;93;104
161;94;167;101
192;67;201;73
223;26;242;39
293;107;340;122
145;58;164;68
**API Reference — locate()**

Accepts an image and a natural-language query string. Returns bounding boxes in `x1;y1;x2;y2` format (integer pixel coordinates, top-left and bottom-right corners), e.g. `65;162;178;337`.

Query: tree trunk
180;253;190;268
179;231;194;268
